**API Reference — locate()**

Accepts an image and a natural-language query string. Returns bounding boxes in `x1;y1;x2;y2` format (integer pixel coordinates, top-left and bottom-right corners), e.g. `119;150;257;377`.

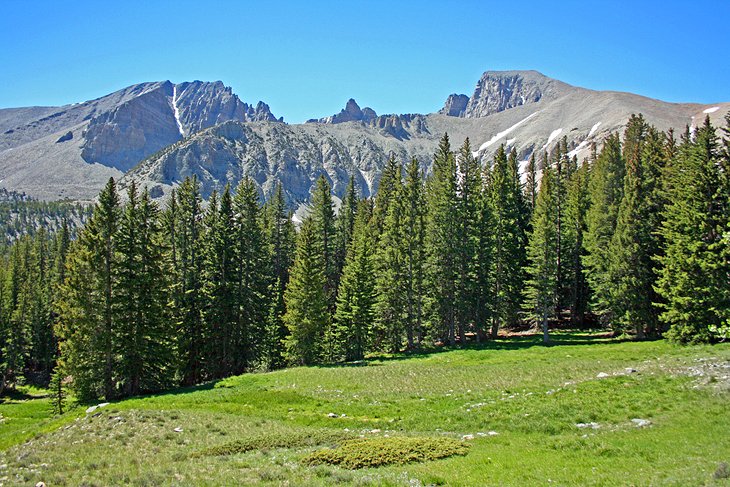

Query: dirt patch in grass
302;436;469;469
194;428;351;457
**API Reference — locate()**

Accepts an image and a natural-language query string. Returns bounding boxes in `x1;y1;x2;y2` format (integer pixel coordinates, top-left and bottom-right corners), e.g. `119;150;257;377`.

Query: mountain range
0;70;727;209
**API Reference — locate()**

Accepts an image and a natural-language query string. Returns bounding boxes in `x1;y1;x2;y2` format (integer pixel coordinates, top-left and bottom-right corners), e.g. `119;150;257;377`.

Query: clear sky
1;0;728;123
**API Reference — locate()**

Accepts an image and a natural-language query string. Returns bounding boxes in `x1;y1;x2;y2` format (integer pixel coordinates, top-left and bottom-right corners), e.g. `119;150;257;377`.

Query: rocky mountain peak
462;70;573;118
440;94;469;117
307;98;377;124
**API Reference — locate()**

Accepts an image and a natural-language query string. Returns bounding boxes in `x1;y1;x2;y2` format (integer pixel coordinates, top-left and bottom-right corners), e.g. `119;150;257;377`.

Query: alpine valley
0;70;727;208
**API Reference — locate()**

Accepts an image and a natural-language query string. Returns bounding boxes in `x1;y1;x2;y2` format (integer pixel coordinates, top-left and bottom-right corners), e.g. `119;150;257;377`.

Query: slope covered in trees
1;114;728;401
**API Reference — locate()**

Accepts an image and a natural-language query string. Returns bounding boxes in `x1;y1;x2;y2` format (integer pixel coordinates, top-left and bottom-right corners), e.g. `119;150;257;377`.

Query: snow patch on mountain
588;122;602;137
172;85;185;137
543;128;563;149
473;111;540;156
703;106;720;114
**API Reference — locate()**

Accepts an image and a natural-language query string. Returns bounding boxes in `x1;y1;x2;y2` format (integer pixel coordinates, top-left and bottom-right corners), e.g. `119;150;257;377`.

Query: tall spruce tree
310;175;338;313
425;134;459;344
57;177;120;400
333;200;377;361
283;217;329;365
523;166;559;343
402;157;427;348
583;133;624;322
488;145;526;337
169;177;206;385
232;176;270;372
657;117;730;343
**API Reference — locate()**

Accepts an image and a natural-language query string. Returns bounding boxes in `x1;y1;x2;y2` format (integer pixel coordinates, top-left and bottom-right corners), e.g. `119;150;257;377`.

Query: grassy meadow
1;332;729;486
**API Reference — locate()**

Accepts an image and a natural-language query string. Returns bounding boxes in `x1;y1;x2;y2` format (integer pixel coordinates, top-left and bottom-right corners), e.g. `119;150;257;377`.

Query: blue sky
1;1;728;123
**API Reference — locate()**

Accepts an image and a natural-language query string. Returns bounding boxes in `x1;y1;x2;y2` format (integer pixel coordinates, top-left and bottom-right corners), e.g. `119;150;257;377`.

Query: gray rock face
0;80;280;198
440;94;469;117
463;70;573;118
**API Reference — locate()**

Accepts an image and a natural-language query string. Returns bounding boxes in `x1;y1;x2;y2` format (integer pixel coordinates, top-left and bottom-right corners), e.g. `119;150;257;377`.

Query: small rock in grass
35;482;46;487
173;427;183;433
98;402;110;408
370;429;381;434
576;422;600;429
596;372;610;378
625;368;638;374
462;434;474;441
631;418;651;427
85;405;98;414
327;413;338;418
487;431;499;436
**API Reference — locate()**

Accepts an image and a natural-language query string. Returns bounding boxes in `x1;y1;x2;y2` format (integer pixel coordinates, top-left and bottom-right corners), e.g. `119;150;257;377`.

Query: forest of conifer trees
0;114;728;404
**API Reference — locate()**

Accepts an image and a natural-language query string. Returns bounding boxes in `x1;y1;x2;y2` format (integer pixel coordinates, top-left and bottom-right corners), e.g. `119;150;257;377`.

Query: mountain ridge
1;70;727;203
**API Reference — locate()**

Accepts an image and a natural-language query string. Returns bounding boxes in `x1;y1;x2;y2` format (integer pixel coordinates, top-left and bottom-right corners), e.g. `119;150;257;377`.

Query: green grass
1;332;730;485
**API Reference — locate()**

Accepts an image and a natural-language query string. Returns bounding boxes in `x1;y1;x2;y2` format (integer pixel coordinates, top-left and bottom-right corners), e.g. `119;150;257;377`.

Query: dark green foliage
303;436;469;469
523;166;559;343
657;117;730;343
231;177;270;371
607;116;664;337
310;175;338;313
583;133;624;321
487;145;527;337
195;429;351;457
283;218;329;365
425;134;459;344
333;200;377;361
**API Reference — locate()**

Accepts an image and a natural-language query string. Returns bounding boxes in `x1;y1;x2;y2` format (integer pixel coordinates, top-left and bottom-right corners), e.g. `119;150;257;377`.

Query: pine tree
455;139;482;343
335;176;358;281
563;162;590;326
523;166;559;343
115;185;174;394
657;117;730;343
283;217;329;365
266;183;296;291
373;155;401;237
375;163;405;352
57;177;120;400
333;200;377;361
583;133;624;322
402;158;427;348
473;161;494;340
488;145;526;337
425;134;459;344
261;278;287;370
607;116;665;338
169;177;206;385
232;176;270;372
310;175;338;313
201;188;237;378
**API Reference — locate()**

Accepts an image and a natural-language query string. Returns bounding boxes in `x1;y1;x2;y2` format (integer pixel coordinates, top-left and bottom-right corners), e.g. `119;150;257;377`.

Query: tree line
0;114;728;404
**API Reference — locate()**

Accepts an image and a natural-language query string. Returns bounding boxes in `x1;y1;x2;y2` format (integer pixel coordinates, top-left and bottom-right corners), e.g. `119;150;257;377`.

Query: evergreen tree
455;139;482;343
310;175;338;312
169;177;206;385
57;177;120;400
201;189;237;378
563;162;590;326
232;177;270;372
115;185;174;394
607;116;664;338
488;145;526;337
266;183;296;291
402;158;427;348
523;166;559;343
372;155;401;237
335;176;358;280
283;217;329;365
375;167;406;352
524;152;538;213
425;134;459;344
333;201;377;361
657;117;730;343
583;133;624;322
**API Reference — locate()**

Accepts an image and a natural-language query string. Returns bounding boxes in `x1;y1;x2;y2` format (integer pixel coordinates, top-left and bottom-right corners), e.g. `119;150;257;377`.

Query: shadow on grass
322;330;638;367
